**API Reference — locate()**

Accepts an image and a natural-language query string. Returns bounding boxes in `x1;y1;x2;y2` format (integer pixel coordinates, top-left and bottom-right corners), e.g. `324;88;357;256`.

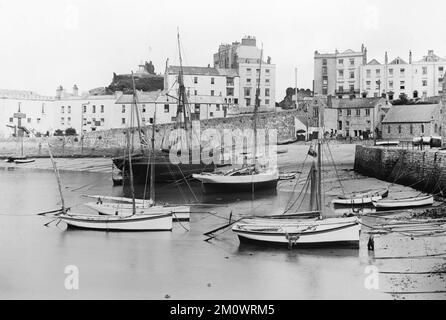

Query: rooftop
382;104;439;123
330;97;385;109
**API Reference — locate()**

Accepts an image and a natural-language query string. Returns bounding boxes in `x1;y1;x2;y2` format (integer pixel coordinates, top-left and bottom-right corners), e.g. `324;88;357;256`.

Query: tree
54;129;64;136
65;127;77;136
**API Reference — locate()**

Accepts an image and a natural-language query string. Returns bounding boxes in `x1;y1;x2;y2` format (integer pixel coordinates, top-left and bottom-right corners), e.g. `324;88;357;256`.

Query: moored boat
85;202;190;221
14;158;35;164
373;195;434;209
332;188;389;205
232;216;360;247
58;212;173;231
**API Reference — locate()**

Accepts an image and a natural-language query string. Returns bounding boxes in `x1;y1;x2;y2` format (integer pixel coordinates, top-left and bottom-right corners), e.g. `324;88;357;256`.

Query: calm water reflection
0;168;387;299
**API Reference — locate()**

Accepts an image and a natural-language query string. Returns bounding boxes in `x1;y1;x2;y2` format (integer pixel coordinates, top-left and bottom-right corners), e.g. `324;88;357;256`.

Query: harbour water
0;166;392;299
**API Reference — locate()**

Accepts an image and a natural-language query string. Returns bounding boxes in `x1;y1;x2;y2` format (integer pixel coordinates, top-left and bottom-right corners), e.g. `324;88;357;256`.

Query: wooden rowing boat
373;195;434;209
332;188;389;205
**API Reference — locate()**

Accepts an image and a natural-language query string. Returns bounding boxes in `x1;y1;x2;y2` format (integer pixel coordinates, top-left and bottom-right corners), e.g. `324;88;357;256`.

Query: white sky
0;0;445;99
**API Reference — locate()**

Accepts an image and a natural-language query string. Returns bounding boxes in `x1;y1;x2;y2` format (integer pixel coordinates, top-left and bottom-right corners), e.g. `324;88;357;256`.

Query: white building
0;89;56;137
360;50;446;100
214;36;276;111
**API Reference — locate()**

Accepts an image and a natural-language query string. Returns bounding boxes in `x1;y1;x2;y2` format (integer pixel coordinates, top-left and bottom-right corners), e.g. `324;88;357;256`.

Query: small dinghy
14;158;35;164
232;216;360;247
332;188;389;205
58;212;173;231
373;195;434;209
85;202;190;221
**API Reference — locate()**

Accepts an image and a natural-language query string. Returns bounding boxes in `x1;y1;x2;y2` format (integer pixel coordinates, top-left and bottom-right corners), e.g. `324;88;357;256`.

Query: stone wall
354;145;446;195
0;110;300;157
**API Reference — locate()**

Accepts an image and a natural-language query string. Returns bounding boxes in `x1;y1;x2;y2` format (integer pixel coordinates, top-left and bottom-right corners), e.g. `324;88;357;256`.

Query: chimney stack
73;84;79;96
56;85;63;99
409;51;412;64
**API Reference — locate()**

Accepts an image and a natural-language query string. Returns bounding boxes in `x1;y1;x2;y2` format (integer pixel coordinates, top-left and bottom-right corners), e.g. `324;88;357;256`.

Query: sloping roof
331;97;384;109
115;90;224;105
115;90;163;104
216;68;239;77
342;49;355;54
389;57;407;65
382;104;439;123
367;59;381;65
167;66;220;76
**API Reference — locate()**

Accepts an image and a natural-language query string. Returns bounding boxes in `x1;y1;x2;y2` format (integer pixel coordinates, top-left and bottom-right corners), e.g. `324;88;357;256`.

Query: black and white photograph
0;0;445;305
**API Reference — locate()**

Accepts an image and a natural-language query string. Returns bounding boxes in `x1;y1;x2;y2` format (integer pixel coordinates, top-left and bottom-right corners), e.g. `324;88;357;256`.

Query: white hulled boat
332;188;389;205
373;195;434;209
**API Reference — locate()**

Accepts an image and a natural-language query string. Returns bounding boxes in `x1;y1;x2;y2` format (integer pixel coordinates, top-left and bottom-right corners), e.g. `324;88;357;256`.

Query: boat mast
317;103;323;217
47;143;66;213
131;72;145;155
150;105;157;203
128;95;137;215
176;28;190;150
253;44;263;170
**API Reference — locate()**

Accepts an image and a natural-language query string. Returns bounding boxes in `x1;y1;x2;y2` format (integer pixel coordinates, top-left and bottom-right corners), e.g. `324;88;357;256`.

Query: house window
350;71;355;79
9;117;13;123
100;118;104;124
164;104;169;113
366;109;371;116
400;68;405;76
366;70;371;78
389;81;394;89
121;118;126;125
142;105;146;113
439;66;444;72
61;106;64;113
265;69;270;74
338;109;342;116
244;88;251;97
92;105;96;113
68;106;71;113
61;117;64;125
347;109;351;116
211;77;214;84
422;80;428;87
42;103;45;114
356;109;360;116
338;59;344;65
194;77;198;84
265;99;270;105
265;79;270;86
101;105;104;113
149;118;153;124
246;78;251;85
226;88;234;96
376;69;381;76
27;118;31;124
398;125;402;134
122;105;125;113
67;117;71;125
265;88;270;97
389;69;394;76
211;90;214;96
349;58;355;66
410;124;413;134
421;124;425;134
388;125;391;134
194;90;197;96
194;104;200;113
322;59;327;66
216;104;220;111
339;86;344;92
422;67;427;75
400;81;405;90
37;118;41;124
246;98;251;106
338;70;344;78
83;105;87;113
246;68;252;74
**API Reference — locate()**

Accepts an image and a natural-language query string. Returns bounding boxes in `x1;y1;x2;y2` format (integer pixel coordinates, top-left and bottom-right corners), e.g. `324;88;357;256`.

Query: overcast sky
0;0;445;98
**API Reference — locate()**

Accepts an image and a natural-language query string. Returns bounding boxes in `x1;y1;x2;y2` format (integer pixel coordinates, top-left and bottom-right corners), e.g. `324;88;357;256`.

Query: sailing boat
112;30;215;183
192;46;279;193
84;76;190;222
48;103;173;231
231;107;360;247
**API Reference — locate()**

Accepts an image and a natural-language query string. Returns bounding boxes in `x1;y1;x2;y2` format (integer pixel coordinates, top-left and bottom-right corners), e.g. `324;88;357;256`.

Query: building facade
314;46;367;98
213;36;276;111
381;104;442;141
360;50;446;100
0;89;56;137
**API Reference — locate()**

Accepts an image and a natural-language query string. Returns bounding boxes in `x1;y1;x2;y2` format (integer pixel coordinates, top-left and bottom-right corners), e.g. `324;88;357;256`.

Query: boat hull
332;189;388;205
59;213;173;231
113;153;216;183
85;202;190;221
232;217;361;247
193;169;279;194
373;195;434;209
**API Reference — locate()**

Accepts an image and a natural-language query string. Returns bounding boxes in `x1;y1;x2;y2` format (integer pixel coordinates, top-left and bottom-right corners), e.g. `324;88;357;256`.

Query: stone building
314;46;367;98
325;97;391;139
381;104;442;141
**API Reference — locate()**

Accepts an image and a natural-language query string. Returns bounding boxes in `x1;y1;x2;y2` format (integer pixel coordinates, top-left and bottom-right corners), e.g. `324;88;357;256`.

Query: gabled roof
167;66;220;76
382;104;439;123
342;49;356;54
331;97;384;109
367;59;381;65
389;57;407;65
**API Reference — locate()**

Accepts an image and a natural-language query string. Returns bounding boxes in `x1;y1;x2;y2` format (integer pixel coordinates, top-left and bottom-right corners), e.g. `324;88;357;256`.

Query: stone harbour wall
0;110;299;157
354;145;446;195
